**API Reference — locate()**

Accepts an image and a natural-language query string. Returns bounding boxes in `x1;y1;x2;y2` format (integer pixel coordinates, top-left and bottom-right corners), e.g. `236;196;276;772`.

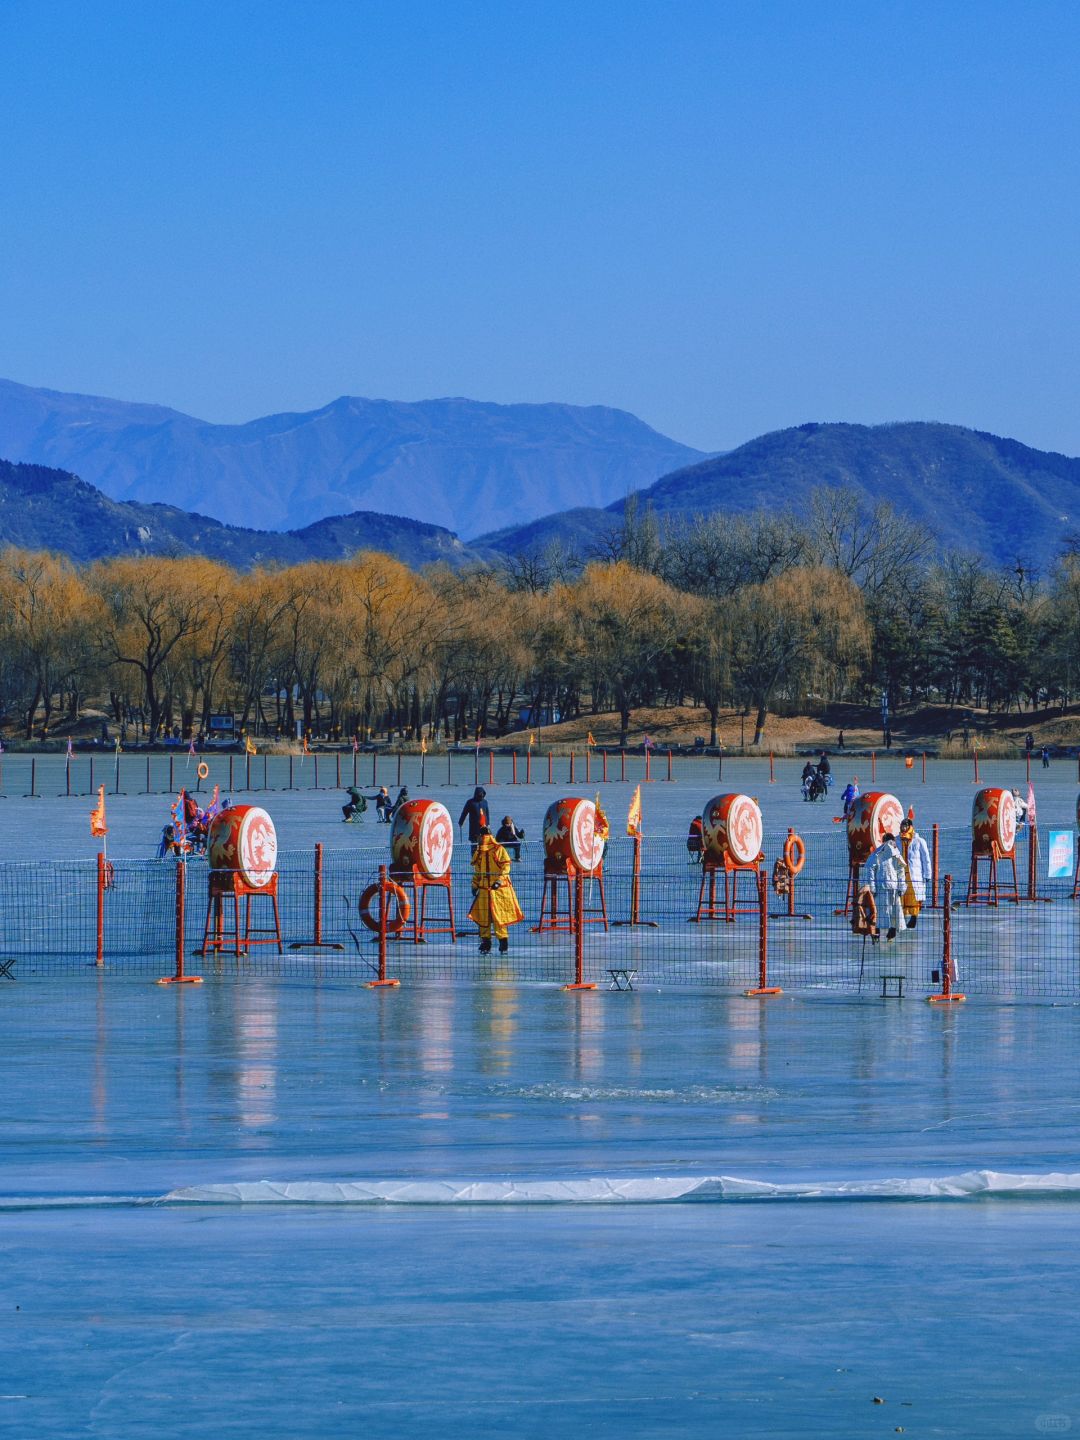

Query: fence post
930;823;940;908
314;754;320;790
1028;821;1038;902
336;753;341;788
246;752;251;791
96;851;106;967
547;751;553;784
24;757;38;798
745;870;782;995
512;751;518;785
973;750;980;783
288;755;294;790
489;750;495;786
928;874;965;1003
145;757;151;794
768;751;774;784
88;756;95;798
602;751;608;783
569;752;576;783
666;749;673;782
585;748;590;784
352;750;357;786
157;859;203;985
563;869;596;990
398;749;403;786
229;755;234;792
367;864;400;988
372;751;378;786
922;751;927;784
620;750;626;782
263;754;269;790
169;755;174;794
645;748;652;783
870;750;876;782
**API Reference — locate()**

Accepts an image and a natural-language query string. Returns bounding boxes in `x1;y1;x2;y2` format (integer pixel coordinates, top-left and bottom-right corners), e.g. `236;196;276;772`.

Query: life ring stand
197;761;210;780
784;833;806;876
358;880;411;935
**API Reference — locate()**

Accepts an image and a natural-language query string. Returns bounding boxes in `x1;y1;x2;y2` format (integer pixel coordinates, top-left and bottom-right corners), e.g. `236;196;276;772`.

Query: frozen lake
4;757;1080;1436
4;980;1080;1436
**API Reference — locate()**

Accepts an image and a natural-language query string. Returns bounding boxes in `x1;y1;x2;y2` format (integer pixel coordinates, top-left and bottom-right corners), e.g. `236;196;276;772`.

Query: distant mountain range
0;379;703;537
2;378;1078;573
0;458;478;568
478;421;1080;568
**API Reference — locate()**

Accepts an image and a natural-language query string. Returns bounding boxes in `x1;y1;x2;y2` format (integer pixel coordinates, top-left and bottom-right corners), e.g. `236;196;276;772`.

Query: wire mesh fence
2;829;1078;996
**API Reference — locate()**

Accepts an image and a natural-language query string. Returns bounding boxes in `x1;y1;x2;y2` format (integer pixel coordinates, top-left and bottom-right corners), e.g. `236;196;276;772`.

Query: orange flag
302;734;311;755
90;785;107;838
587;731;596;747
626;784;642;838
421;736;428;754
528;731;536;749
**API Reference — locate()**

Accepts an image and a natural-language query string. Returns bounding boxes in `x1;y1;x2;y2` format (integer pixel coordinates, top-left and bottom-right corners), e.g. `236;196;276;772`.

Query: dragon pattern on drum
543;797;606;874
972;787;1017;857
207;805;278;888
702;794;763;866
846;792;904;865
390;799;454;878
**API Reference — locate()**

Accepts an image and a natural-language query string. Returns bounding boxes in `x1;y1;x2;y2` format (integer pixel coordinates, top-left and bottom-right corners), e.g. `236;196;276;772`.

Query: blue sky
1;0;1078;453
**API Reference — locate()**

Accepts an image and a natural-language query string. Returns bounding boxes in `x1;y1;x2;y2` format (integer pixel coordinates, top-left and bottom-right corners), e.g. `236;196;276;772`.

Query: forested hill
0;459;479;567
478;422;1080;568
0;378;703;536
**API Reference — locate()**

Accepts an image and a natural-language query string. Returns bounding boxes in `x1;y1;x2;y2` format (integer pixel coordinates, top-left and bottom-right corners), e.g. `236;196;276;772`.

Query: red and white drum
973;787;1017;857
847;792;904;865
702;793;763;867
391;799;454;878
543;797;605;874
207;805;278;888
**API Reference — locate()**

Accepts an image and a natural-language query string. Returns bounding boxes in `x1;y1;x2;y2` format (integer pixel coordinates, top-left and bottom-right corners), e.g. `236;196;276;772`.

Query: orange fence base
562;981;598;991
366;977;401;988
744;985;783;997
157;974;203;985
927;992;966;1004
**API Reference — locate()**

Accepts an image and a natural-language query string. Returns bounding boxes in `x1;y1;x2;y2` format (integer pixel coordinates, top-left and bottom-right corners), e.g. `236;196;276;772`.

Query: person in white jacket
864;832;908;940
899;817;931;927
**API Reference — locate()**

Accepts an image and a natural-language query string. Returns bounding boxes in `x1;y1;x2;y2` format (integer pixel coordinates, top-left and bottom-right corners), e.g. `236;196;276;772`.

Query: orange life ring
197;762;210;780
358;880;410;935
784;833;806;876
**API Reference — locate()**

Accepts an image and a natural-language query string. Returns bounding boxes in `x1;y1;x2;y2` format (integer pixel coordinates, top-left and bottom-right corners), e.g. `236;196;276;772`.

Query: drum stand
200;871;283;957
691;857;760;923
835;860;861;917
533;862;608;933
391;866;456;943
966;844;1019;906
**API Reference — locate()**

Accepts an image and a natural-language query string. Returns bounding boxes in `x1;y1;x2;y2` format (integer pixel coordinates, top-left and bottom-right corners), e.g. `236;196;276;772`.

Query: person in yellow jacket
469;826;524;954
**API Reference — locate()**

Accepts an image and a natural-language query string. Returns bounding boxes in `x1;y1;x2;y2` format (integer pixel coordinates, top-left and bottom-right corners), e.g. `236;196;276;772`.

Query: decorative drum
543;797;605;874
846;792;904;865
207;805;278;888
702;793;763;867
391;799;454;878
972;787;1017;857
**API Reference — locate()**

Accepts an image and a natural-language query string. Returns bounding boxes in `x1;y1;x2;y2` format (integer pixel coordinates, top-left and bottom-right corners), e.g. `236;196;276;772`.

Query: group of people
857;817;931;942
457;789;526;952
800;752;833;802
342;785;409;823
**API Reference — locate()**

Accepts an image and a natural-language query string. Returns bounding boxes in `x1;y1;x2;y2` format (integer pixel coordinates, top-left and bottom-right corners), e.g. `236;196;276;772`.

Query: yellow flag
245;736;257;755
626;784;642;838
90;785;108;838
421;736;428;754
528;731;536;749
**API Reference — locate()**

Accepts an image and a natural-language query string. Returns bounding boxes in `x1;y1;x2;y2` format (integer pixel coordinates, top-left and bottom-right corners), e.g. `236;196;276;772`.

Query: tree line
0;488;1073;744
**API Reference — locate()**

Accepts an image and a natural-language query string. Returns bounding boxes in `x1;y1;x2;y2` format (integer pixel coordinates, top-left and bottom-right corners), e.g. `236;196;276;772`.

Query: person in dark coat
495;815;525;861
372;786;392;822
342;786;367;822
458;787;490;849
389;786;409;818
